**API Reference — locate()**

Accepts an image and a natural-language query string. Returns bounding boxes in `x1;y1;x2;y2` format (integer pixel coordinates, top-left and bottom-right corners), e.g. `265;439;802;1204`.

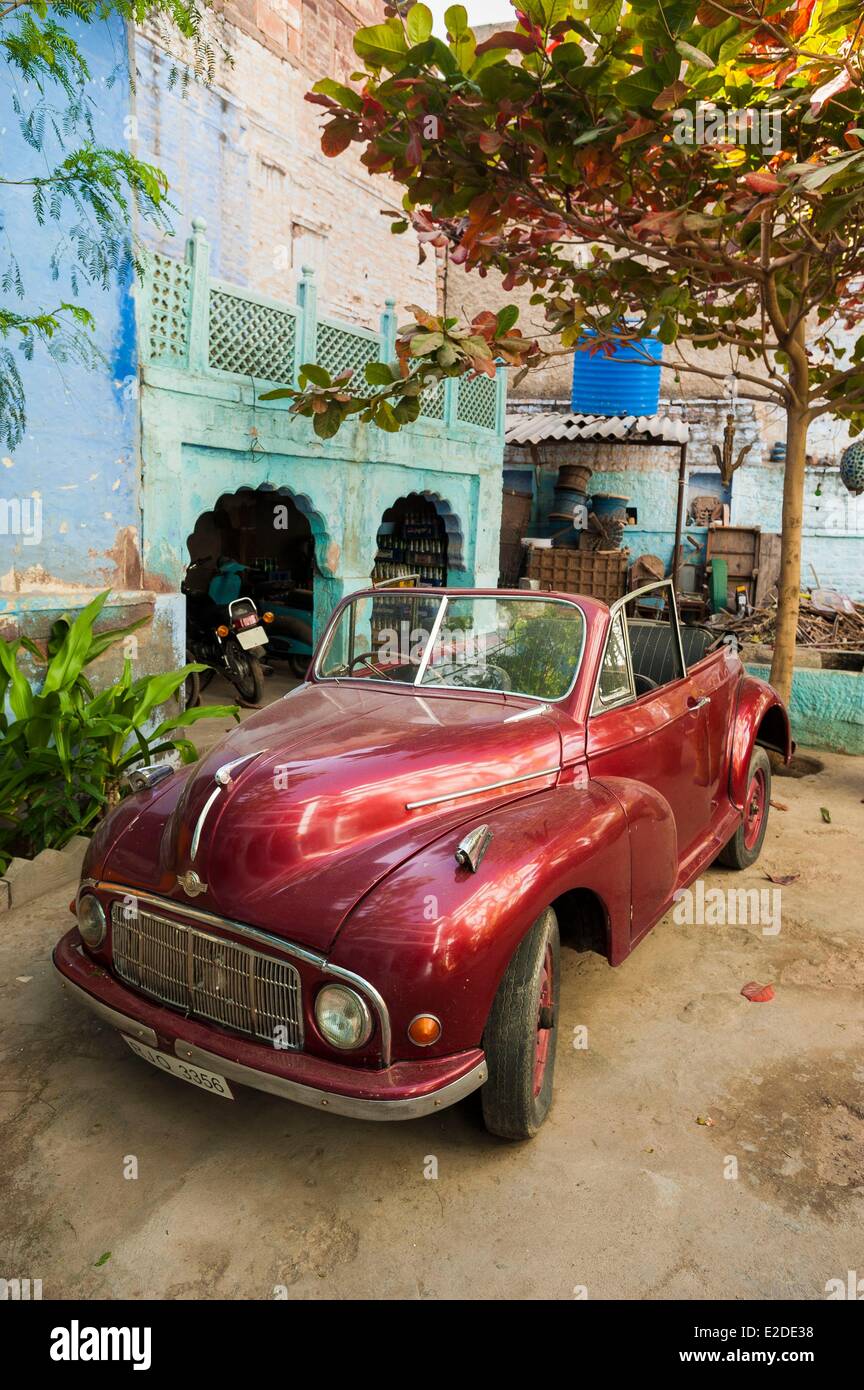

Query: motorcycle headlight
314;985;373;1050
77;894;106;949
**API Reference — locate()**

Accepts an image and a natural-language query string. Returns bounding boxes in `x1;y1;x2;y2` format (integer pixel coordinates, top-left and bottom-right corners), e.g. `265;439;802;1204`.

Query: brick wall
134;0;436;328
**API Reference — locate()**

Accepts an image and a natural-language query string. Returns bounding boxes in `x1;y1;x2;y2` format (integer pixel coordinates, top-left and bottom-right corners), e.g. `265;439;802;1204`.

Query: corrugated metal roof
505;411;690;447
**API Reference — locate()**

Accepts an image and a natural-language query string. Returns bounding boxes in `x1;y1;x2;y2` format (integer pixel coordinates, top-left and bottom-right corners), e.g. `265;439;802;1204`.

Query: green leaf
615;71;665;111
445;5;469;36
365;361;396;385
311;78;363;114
353;19;409;69
410;331;445;355
496;305;519;335
406;3;434;45
675;40;716;71
94;1252;111;1268
299;363;332;388
588;0;623;36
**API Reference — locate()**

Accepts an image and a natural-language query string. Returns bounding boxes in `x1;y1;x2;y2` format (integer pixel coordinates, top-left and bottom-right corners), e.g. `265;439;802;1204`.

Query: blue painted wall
0;16;140;592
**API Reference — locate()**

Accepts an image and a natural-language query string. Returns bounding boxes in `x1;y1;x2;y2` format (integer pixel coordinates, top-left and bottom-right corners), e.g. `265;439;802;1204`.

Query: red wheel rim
533;944;554;1097
743;767;767;850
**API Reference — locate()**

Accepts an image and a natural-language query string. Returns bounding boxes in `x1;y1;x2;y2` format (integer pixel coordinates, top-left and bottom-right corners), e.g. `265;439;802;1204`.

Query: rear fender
729;676;793;809
329;779;630;1061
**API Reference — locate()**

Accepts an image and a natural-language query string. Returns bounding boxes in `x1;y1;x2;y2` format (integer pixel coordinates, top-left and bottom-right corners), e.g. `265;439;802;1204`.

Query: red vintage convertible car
55;580;791;1139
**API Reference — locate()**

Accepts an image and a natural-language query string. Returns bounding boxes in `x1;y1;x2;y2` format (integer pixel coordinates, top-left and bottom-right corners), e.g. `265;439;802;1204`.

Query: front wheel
717;745;771;869
482;908;560;1141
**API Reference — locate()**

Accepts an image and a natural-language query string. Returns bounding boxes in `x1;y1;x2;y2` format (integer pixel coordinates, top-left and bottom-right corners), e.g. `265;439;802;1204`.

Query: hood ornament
455;825;493;873
177;869;208;898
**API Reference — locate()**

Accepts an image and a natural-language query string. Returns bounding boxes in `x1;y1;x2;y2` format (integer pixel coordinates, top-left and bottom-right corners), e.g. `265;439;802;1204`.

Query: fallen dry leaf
696;1115;715;1127
741;981;775;1003
820;806;832;824
770;799;789;811
765;872;800;886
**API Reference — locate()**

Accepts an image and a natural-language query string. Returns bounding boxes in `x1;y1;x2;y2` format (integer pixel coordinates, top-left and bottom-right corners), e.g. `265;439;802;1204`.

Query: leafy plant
0;590;237;869
0;0;227;448
292;0;864;704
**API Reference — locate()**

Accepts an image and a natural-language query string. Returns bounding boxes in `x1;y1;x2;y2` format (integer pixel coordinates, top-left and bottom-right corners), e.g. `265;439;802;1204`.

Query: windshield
316;593;585;702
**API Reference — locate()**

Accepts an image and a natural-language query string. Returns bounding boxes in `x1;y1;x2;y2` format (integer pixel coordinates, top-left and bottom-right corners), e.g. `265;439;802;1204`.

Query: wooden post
672;442;688;589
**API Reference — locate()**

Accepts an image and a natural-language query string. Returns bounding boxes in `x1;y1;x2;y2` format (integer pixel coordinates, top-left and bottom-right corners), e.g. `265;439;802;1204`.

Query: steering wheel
348;651;385;676
633;673;658;695
423;662;511;691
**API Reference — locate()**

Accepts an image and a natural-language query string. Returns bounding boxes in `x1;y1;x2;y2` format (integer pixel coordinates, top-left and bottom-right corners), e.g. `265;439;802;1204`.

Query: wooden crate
525;546;628;602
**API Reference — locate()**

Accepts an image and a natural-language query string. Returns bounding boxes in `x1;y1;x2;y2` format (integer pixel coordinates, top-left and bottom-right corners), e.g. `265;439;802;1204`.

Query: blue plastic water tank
571;335;663;416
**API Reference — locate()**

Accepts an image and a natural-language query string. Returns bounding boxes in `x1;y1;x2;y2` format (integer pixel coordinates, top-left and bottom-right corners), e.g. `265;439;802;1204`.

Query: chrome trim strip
87;881;393;1066
174;1041;487;1121
55;967;159;1048
190;786;221;863
405;765;560;811
190;750;267;861
319;963;392;1065
413;594;449;685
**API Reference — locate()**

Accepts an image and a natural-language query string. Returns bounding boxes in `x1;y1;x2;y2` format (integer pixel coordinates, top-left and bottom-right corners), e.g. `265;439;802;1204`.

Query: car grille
110;903;303;1048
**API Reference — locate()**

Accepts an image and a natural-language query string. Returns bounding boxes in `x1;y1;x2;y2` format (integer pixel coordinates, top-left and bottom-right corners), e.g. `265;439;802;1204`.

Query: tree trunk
768;404;808;705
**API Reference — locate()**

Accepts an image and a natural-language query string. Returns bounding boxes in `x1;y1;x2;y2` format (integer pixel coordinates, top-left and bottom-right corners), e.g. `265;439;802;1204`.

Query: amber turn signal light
408;1014;441;1047
215;624;229;638
262;611;274;624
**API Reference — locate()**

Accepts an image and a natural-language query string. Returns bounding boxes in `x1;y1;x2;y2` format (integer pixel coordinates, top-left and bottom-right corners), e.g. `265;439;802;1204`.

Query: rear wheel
717;745;771;869
224;642;265;707
481;908;560;1141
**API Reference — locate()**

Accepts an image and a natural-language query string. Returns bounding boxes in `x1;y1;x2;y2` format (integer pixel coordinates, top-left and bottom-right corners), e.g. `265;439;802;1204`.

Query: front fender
729;676;792;809
328;778;629;1062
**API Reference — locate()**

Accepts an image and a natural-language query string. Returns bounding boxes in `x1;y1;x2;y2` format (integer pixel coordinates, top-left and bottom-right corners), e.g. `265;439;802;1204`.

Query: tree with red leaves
264;0;864;702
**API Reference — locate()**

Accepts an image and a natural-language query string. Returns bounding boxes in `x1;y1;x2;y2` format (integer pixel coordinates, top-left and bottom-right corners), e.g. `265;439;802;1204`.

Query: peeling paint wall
0;17;143;605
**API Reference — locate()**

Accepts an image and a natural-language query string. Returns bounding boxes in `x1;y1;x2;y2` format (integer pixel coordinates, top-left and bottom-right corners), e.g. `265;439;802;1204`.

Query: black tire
184;668;201;709
225;643;265;707
289;654;310;678
482;907;560;1141
717;745;771;869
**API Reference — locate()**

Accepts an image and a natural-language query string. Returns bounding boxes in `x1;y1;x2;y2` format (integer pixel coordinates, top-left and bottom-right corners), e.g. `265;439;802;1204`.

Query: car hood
101;682;565;953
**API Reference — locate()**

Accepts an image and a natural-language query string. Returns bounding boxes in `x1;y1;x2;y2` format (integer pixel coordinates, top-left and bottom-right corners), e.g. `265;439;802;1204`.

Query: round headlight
77;894;106;949
314;985;373;1051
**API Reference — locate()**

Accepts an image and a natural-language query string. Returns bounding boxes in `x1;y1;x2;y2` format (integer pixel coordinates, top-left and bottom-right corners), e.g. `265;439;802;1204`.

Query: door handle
687;695;710;711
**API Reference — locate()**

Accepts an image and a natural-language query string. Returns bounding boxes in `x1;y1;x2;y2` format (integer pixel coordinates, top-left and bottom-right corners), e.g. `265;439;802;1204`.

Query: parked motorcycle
248;577;313;677
183;556;271;707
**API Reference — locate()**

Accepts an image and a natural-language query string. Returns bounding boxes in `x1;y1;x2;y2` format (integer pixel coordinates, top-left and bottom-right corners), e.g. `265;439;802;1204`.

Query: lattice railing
146;252;192;365
208;287;297;382
456;373;498;431
419;378;447;420
315;319;381;381
141;219;504;433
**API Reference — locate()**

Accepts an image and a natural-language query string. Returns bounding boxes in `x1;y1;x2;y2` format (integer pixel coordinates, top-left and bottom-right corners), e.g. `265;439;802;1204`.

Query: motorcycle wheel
184;649;201;709
225;641;264;707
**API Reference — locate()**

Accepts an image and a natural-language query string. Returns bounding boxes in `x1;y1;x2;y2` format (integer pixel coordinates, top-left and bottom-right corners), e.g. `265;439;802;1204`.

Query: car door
586;598;713;936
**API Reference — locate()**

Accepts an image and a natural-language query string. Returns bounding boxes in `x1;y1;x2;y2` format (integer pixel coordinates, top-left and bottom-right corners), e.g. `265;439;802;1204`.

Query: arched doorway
372;492;454;587
186;486;317;675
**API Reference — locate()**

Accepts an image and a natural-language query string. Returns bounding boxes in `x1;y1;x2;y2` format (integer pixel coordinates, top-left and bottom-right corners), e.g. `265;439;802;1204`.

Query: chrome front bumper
55;965;487;1122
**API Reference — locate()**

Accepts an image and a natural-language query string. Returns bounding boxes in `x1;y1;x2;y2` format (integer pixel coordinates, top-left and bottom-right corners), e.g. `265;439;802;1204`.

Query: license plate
123;1036;234;1098
236;626;268;649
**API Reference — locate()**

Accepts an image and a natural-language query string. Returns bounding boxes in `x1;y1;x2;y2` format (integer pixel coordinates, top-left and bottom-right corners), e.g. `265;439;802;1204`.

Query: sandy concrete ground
1;735;862;1301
